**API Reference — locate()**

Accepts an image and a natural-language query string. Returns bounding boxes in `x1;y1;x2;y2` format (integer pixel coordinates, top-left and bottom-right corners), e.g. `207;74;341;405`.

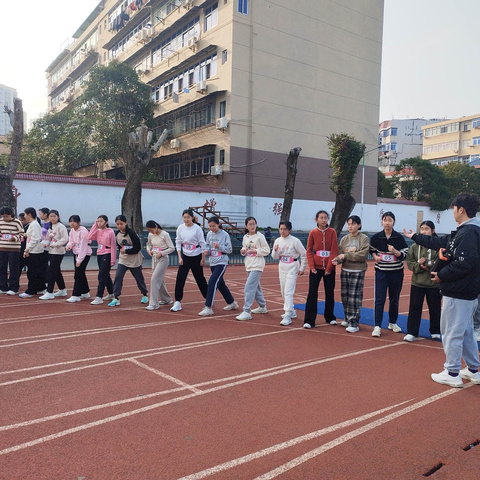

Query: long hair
48;209;61;229
69;215;81;224
97;214;109;228
146;220;162;230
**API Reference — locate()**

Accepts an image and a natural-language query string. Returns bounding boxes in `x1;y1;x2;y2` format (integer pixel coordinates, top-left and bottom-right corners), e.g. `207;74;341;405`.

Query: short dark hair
146;220;162;229
115;214;127;223
279;221;292;231
347;215;362;229
382;211;395;222
0;206;15;216
69;215;81;223
18;213;25;220
39;207;50;216
451;193;480;218
24;207;37;219
97;215;109;228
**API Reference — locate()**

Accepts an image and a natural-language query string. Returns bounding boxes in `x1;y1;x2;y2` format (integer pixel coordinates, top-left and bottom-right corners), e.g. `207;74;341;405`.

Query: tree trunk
0;99;23;212
280;147;301;223
121;153;147;233
330;193;356;236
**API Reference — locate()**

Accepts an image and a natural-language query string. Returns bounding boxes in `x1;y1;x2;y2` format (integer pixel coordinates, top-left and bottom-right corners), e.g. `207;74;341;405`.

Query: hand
156;253;162;259
403;228;415;239
200;258;204;267
178;258;183;266
311;268;317;274
213;242;220;249
430;271;441;283
373;253;380;263
66;246;71;252
24;251;29;258
76;262;81;268
274;244;279;251
387;245;399;256
120;247;126;254
418;257;425;265
298;270;304;276
331;258;338;266
240;248;246;256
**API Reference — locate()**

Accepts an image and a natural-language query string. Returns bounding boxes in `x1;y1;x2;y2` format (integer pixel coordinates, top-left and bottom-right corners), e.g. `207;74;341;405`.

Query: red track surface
1;261;479;479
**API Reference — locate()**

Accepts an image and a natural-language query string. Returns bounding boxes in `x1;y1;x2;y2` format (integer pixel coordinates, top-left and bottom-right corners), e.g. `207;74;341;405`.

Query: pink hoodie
67;226;92;262
88;223;117;266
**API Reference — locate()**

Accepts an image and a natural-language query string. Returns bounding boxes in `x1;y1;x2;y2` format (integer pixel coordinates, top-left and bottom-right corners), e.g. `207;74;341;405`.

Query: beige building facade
46;0;384;205
422;113;480;167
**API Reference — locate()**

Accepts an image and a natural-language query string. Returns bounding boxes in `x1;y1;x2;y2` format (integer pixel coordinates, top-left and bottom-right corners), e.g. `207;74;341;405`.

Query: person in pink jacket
65;215;92;303
88;215;117;305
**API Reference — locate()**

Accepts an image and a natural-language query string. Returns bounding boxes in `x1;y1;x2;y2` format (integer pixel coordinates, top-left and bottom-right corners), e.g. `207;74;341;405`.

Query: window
156;146;216;180
389;128;397;136
204;3;218;32
219;149;225;165
473;137;480;146
238;0;248;14
473;118;480;129
219;100;226;118
222;49;228;64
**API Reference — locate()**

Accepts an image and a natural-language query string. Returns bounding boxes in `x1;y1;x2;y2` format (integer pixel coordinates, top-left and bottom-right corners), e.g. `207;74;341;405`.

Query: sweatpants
96;253;113;298
174;253;208;301
72;255;90;296
205;264;234;307
373;269;404;327
340;270;366;328
441;296;480;373
113;264;148;298
25;253;47;294
0;250;21;293
243;270;265;313
406;285;441;337
304;269;336;327
473;293;480;330
278;261;300;315
149;256;172;306
46;253;65;293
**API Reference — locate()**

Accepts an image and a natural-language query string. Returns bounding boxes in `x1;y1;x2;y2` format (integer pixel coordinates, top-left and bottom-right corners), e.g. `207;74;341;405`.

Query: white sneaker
80;293;91;300
431;334;441;340
388;323;402;333
329;320;337;325
19;292;33;298
198;307;214;316
39;292;55;300
431;370;463;388
372;326;381;337
37;289;47;295
170;301;182;312
459;368;480;384
102;293;115;301
475;329;480;342
145;305;159;311
223;301;239;311
280;315;292;326
159;299;173;305
0;290;7;294
67;296;81;303
341;320;349;327
251;306;268;314
346;326;359;333
236;311;252;321
303;323;312;329
54;289;67;297
403;334;418;342
6;290;17;295
90;297;103;305
282;311;297;319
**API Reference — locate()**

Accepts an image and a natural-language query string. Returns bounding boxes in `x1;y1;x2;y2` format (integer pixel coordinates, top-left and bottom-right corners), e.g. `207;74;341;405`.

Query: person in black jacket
404;193;480;387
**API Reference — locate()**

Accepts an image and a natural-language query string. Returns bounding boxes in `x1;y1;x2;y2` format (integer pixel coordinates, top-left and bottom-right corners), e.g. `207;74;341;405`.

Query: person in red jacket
303;210;338;328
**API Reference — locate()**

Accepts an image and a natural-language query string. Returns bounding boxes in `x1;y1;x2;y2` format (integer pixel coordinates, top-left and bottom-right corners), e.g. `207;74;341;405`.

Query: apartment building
46;0;384;205
0;84;17;136
422;113;480;167
378;118;441;173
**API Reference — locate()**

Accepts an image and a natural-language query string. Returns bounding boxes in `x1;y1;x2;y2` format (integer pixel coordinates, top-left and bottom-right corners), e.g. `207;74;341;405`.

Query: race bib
152;246;161;253
246;251;256;257
183;243;196;251
379;253;395;262
98;244;104;250
123;245;133;250
27;238;31;243
280;256;294;264
316;250;330;258
1;234;12;240
210;250;221;257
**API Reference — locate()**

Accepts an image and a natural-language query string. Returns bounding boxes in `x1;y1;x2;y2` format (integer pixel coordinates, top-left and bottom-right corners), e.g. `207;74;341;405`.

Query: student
404;193;480;387
18;212;28;274
145;220;174;310
369;211;408;337
39;210;69;299
236;216;271;321
404;220;441;342
271;221;306;326
303;210;338;329
0;207;24;295
65;215;92;303
198;216;238;316
332;215;369;333
19;207;46;298
88;215;117;305
108;215;148;307
38;207;51;273
170;209;208;312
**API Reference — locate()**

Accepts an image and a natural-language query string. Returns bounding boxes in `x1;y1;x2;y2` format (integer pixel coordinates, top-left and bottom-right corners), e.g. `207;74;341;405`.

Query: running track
1;261;479;479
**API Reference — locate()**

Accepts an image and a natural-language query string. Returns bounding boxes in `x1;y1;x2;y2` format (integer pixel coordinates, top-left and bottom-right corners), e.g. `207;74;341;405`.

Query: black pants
113;264;147;297
174;253;208;301
46;254;65;293
0;251;21;293
25;253;47;294
304;269;336;326
72;255;90;296
96;254;113;298
406;285;441;336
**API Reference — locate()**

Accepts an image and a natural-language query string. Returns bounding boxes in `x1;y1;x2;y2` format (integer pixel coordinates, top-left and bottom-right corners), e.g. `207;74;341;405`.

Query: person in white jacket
271;221;307;325
236;217;271;321
40;210;69;299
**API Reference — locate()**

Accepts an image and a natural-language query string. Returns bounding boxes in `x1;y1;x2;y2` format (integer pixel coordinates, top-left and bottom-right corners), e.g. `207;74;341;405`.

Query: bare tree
0;99;24;211
280;147;302;223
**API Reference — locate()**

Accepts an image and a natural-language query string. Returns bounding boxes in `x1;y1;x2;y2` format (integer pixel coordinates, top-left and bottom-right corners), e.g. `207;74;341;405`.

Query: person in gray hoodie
404;193;480;387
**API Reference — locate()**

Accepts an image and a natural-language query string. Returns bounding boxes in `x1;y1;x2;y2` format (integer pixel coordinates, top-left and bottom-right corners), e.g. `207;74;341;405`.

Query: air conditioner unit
184;0;193;7
170;139;180;149
196;80;207;93
216;117;228;129
210;165;223;176
187;36;198;48
146;28;155;39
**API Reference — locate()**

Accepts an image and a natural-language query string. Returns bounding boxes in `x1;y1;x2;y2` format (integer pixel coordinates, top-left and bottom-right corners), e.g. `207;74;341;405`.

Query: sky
2;0;480;127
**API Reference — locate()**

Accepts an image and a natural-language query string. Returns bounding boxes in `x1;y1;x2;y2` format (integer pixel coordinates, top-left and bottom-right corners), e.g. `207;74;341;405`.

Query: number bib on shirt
316;250;330;258
280;256;294;264
379;253;395;262
183;243;196;251
246;251;256;257
98;244;104;250
123;245;132;250
1;234;12;240
152;246;161;253
210;250;221;257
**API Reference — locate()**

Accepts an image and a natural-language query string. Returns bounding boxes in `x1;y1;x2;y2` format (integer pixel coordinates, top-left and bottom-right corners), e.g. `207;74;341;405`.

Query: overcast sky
2;0;480;126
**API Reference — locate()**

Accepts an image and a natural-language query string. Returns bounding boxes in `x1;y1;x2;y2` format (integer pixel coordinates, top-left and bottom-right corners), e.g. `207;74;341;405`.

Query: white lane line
253;387;468;480
177;400;412;480
0;342;403;455
128;359;202;394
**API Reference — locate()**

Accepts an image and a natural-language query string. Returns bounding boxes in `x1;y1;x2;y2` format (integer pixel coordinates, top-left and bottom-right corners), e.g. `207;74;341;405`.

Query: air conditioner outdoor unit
216;117;228;129
170;139;180;149
196;80;207;93
210;165;223;176
187;36;198;48
184;0;193;7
